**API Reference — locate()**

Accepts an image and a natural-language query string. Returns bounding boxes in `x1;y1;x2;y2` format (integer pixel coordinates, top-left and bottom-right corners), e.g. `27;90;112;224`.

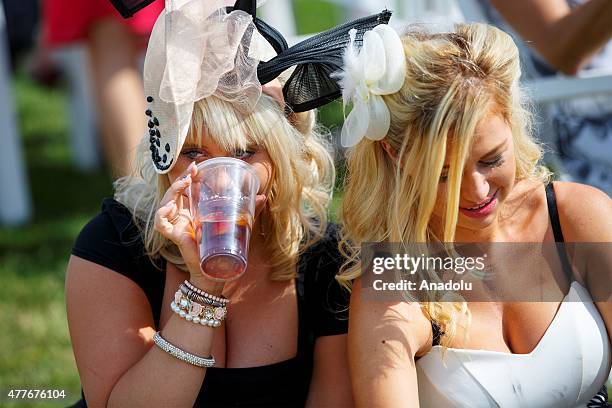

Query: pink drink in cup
191;158;260;281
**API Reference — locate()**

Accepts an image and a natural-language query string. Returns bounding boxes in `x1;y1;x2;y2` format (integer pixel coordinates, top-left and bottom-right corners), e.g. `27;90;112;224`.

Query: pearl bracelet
153;331;215;368
173;290;226;327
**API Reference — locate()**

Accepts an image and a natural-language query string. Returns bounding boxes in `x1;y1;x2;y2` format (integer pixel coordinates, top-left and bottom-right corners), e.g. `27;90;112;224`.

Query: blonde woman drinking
336;23;611;407
62;0;391;405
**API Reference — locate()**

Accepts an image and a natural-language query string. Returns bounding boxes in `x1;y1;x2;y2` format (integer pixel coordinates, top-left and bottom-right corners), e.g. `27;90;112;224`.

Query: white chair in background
51;45;100;171
258;0;297;39
0;3;32;226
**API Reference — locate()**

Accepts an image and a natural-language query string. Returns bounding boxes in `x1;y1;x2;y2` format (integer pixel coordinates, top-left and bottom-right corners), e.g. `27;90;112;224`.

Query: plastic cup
190;157;260;282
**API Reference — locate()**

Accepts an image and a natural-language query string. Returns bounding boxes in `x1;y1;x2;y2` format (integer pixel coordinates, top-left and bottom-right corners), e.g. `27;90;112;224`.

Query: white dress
416;282;611;407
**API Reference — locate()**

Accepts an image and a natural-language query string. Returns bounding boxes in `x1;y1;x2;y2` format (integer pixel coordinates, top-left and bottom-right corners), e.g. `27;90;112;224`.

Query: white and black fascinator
110;0;391;173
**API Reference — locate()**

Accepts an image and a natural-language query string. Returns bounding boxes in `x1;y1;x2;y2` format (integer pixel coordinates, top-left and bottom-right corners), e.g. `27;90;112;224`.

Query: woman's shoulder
72;197;160;278
349;278;433;358
74;197;141;248
551;181;612;242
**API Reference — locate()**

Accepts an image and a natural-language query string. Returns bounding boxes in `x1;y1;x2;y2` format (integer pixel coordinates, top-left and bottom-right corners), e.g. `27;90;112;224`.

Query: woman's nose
461;170;490;204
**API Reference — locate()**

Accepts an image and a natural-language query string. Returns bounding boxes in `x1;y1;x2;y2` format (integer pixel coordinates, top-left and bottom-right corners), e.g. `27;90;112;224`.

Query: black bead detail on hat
144;99;174;171
150;148;173;171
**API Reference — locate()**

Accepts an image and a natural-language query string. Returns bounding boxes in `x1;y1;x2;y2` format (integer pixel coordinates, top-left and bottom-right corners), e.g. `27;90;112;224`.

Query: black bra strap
431;320;444;347
545;183;574;282
545;183;565;243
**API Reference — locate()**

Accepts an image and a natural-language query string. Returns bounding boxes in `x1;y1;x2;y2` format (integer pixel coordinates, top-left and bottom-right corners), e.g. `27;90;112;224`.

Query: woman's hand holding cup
154;162;224;293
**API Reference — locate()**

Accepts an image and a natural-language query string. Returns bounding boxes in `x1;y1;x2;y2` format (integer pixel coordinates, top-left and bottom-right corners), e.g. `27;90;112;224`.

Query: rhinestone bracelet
179;284;224;308
184;280;229;306
153;331;215;368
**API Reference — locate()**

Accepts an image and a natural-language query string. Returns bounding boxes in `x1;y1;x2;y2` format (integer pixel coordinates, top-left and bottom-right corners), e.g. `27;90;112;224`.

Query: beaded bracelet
184;280;229;306
173;290;226;327
153;331;215;368
179;284;224;308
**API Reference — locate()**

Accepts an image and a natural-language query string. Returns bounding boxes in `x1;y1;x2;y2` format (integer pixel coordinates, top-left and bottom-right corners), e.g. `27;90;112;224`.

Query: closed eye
479;155;504;168
439;154;504;183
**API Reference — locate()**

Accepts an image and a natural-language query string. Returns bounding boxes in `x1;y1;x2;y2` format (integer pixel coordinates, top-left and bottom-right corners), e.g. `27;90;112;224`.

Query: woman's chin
459;211;496;226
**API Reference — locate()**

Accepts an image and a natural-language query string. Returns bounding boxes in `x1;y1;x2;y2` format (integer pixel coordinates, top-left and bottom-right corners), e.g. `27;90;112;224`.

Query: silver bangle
153;331;215;368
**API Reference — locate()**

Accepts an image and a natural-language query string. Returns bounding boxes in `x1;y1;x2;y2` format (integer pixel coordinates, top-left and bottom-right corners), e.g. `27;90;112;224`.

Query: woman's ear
262;79;285;109
381;140;398;162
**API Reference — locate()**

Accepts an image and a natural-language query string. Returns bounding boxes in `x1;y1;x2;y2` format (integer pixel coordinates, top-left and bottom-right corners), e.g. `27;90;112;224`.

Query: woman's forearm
548;0;612;74
492;0;612;75
107;314;215;407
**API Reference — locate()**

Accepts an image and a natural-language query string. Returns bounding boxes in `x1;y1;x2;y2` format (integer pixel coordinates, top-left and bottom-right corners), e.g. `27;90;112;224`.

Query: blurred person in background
29;0;163;177
479;0;612;195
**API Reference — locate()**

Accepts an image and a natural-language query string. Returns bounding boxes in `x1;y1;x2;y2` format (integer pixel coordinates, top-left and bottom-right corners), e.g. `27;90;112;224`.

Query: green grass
1;69;113;407
293;0;343;35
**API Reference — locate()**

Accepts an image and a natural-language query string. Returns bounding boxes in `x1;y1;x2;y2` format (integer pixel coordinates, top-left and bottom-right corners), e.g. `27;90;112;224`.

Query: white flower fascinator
336;24;406;147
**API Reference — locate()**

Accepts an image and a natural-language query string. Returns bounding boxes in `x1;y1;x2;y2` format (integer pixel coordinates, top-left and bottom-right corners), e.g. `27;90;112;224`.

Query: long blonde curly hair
114;92;335;281
337;23;550;345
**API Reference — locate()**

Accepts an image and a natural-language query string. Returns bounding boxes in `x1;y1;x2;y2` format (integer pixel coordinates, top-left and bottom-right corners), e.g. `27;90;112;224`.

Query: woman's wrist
188;276;225;296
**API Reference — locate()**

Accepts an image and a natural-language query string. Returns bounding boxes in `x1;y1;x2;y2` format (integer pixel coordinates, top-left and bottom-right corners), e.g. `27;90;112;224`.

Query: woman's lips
459;191;498;219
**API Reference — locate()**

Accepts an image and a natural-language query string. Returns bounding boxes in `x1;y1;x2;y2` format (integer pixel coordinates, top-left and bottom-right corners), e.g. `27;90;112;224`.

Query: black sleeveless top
69;198;349;407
